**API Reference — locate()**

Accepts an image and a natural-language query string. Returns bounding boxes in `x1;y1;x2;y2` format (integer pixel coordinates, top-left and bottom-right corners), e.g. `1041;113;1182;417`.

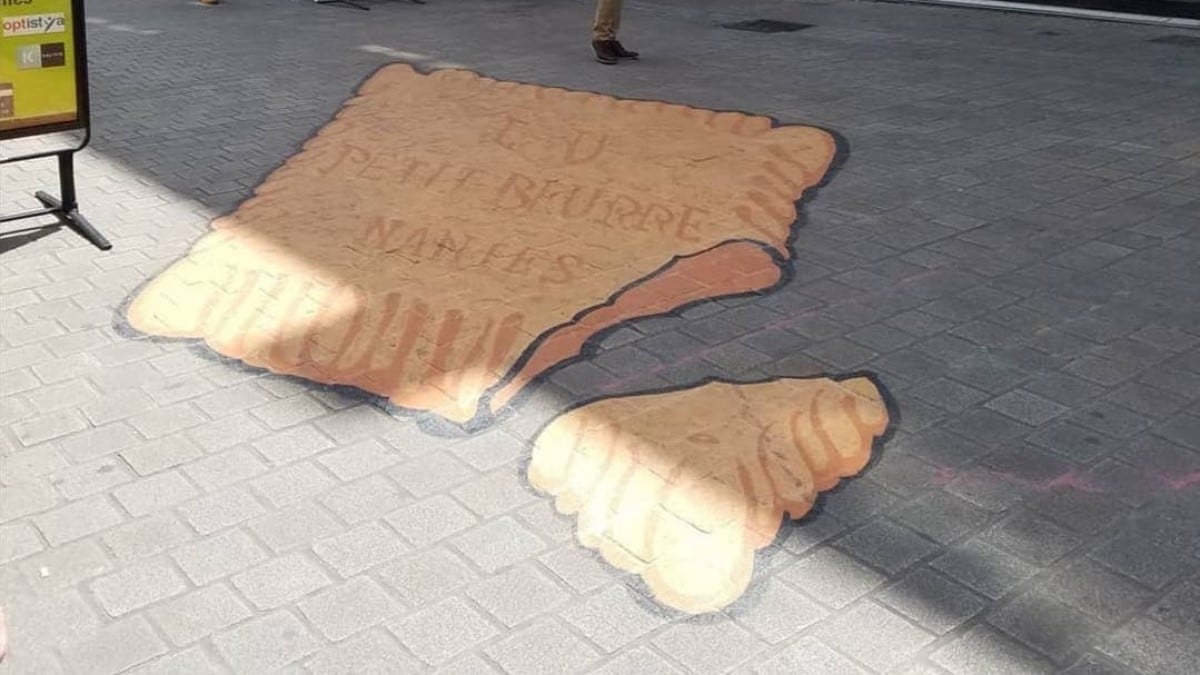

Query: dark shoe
592;40;618;65
612;41;639;59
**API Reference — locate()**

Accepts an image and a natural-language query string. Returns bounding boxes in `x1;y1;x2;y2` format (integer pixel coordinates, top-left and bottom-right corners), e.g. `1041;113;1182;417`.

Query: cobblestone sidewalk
1;0;1198;673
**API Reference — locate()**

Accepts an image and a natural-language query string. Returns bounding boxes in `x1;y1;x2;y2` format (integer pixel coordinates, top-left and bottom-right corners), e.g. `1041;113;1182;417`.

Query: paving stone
377;546;480;607
18;538;113;592
730;577;828;644
60;616;168;675
1044;559;1155;625
1149;575;1200;637
251;393;329;430
815;478;899;526
654;617;766;674
1101;615;1200;674
985;389;1069;426
314;404;400;444
511;499;576;540
182;446;268;491
389;451;476;497
313;520;411;577
1106;381;1189;420
1;479;60;523
877;567;988;635
317;438;403;481
385;494;478;547
172;527;268;585
1065;356;1140;387
248;500;343;553
102;514;193;561
90;556;189;616
447;428;525;471
778;547;885;609
984;511;1085;567
120;435;205;476
487;618;601;675
25;378;99;414
213;610;320;675
391;596;499;666
182;413;266;454
298;576;402;641
128;402;208;439
591;646;684;675
452;516;547;574
777;515;847;560
1155;413;1200;451
452;467;539;518
195;382;274;419
931;538;1040;601
910;377;991;413
702;341;775;372
141;372;216;407
805;338;877;370
1032;489;1127;536
304;629;421;675
835;519;941;575
893;490;991;544
126;648;226;675
0;522;45;564
148;583;252;645
319;474;411;524
989;591;1108;665
249;422;335;465
539;545;623;594
33;495;123;545
466;563;568;627
48;456;134;500
557;583;667;652
1061;653;1137;675
3;443;68;484
81;389;157;426
113;470;198;517
816;601;936;672
251;461;336;507
1027;421;1117;463
431;654;499;674
754;636;868;675
231;552;331;610
932;624;1056;675
12;409;88;446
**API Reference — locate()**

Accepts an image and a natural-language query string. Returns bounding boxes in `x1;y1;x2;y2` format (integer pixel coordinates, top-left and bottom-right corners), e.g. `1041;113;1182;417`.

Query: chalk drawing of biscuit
127;65;836;425
528;376;889;613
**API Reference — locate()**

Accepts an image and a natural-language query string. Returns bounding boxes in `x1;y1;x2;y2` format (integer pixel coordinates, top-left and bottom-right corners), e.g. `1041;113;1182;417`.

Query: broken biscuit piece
126;65;836;425
529;376;889;613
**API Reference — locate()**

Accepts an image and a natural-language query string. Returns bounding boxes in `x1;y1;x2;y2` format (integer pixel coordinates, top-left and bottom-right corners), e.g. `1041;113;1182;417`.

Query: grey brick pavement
2;0;1199;672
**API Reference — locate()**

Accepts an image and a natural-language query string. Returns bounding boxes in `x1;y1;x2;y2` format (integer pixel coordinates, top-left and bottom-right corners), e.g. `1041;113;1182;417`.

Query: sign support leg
34;152;111;251
0;150;111;251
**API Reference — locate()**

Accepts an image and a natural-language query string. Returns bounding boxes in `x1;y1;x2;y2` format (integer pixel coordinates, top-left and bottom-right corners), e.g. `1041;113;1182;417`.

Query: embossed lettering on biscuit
127;65;836;424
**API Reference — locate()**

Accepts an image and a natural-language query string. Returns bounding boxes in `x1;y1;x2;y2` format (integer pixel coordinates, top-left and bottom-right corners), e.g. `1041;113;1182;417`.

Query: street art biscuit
529;376;889;613
127;64;836;424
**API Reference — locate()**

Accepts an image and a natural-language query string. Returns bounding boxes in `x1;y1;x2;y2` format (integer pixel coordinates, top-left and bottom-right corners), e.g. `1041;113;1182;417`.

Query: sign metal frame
0;0;109;251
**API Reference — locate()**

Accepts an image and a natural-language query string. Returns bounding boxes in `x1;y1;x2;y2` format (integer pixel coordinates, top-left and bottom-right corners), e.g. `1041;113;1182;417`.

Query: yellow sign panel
0;0;80;137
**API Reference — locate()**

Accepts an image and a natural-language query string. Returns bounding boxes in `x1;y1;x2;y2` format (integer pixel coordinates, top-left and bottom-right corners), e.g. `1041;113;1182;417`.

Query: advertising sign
0;0;87;140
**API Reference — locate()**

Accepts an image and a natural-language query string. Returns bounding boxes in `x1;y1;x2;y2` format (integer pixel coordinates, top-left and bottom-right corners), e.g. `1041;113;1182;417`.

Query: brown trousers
593;0;622;41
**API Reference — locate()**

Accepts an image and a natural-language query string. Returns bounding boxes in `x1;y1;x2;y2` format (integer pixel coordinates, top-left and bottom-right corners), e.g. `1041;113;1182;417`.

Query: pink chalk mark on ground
931;465;1100;493
1160;471;1200;491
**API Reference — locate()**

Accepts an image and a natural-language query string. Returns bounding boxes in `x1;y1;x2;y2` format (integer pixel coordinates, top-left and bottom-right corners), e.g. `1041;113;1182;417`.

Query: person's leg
593;0;637;64
592;0;621;42
592;0;621;64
